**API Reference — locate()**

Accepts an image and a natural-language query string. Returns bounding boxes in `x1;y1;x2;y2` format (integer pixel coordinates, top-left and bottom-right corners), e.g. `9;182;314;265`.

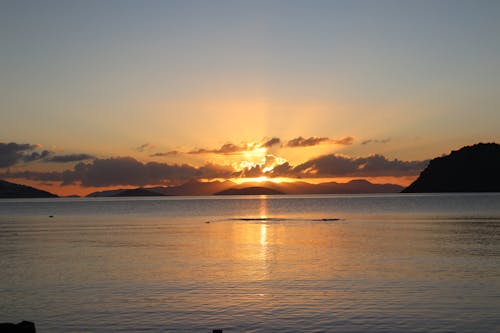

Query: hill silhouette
403;143;500;192
0;179;58;198
112;188;166;197
267;179;403;194
150;179;234;196
86;179;403;197
215;186;284;195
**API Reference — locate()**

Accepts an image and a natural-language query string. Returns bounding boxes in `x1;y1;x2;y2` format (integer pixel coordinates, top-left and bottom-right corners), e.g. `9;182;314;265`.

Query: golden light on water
259;195;268;219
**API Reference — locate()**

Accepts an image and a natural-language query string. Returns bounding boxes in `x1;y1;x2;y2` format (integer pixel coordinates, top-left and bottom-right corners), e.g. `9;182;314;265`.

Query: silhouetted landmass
403;143;500;193
0;321;36;332
86;179;403;197
215;186;285;195
233;179;403;194
112;188;166;197
86;180;235;197
0;179;58;198
86;189;125;197
274;179;403;194
150;179;235;196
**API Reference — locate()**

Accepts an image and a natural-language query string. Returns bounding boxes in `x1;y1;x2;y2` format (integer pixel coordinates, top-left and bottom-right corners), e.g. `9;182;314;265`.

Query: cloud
23;150;51;162
0;142;49;167
286;136;354;147
332;136;354;145
2;157;235;187
46;154;95;163
1;170;67;182
286;136;330;147
150;150;181;157
361;138;391;145
188;143;246;155
272;154;428;178
261;137;281;148
135;143;155;152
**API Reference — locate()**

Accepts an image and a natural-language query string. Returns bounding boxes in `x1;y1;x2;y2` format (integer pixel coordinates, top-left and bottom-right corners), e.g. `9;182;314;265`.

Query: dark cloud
362;138;391;145
150;150;181;157
286;136;354;147
261;137;281;148
196;163;236;179
2;157;235;187
286;136;330;147
272;154;428;178
1;170;66;182
0;142;48;167
0;141;97;167
188;143;246;155
46;154;95;163
23;150;51;162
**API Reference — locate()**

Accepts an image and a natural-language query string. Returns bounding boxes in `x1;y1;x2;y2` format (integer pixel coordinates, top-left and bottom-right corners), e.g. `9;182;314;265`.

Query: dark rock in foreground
215;186;284;195
0;180;58;198
0;321;36;333
403;142;500;193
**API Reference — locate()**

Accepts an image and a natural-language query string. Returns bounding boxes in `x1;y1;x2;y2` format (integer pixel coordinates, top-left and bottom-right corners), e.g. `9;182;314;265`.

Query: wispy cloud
188;143;247;155
261;137;281;148
286;136;354;147
332;136;355;145
361;138;391;145
46;154;95;163
150;150;181;157
135;143;155;152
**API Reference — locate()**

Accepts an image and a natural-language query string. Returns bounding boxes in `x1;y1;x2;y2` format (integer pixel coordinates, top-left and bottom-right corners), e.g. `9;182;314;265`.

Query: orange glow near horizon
8;174;417;197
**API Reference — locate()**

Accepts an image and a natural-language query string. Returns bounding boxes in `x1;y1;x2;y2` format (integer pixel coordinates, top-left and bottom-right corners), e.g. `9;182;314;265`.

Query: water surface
1;194;499;332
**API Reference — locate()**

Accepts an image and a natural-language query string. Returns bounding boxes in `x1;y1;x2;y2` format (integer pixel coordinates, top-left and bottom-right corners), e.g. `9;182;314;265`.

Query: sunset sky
1;0;500;196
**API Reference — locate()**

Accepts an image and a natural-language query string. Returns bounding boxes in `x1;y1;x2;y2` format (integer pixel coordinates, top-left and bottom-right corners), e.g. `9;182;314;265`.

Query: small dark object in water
312;218;340;222
205;221;210;224
49;215;54;218
0;321;36;333
212;330;223;333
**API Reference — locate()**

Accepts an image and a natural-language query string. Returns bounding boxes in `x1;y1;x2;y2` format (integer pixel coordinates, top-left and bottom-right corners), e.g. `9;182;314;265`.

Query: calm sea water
1;193;499;332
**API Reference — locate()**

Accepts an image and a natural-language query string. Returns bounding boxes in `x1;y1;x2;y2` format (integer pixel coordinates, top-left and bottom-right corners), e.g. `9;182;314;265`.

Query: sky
1;0;499;195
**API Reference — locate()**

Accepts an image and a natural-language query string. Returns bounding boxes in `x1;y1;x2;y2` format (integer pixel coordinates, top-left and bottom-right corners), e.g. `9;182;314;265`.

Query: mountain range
86;179;404;197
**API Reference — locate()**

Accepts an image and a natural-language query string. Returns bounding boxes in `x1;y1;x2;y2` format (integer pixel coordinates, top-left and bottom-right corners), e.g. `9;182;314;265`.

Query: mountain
403;142;500;193
149;179;235;196
112;188;166;197
86;180;235;197
215;186;285;195
0;179;58;198
87;189;125;197
229;179;403;194
86;179;403;197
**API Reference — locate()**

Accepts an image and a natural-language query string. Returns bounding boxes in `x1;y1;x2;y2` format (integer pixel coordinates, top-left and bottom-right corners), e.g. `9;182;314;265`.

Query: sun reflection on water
259;195;268;219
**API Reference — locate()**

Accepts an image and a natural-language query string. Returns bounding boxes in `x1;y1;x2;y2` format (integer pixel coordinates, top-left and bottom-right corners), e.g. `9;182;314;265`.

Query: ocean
1;193;499;332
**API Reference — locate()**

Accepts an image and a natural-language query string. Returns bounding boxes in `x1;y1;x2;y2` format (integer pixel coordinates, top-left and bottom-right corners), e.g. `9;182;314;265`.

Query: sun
254;176;269;183
231;176;292;184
